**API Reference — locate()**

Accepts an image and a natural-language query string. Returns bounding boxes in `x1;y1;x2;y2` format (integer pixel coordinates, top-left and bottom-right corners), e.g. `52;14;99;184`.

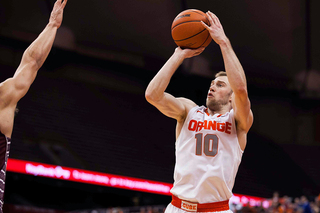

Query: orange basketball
171;9;212;49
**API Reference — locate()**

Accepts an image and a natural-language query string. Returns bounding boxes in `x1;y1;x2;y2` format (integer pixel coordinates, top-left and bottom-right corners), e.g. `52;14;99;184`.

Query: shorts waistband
171;195;229;212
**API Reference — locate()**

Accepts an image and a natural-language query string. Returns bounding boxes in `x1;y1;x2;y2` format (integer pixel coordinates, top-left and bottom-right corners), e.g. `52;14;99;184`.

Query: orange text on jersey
188;120;232;134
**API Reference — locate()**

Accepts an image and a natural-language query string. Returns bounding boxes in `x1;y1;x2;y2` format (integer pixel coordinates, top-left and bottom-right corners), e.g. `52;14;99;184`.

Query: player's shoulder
175;97;197;122
0;77;15;87
176;97;196;105
176;97;197;110
0;78;13;95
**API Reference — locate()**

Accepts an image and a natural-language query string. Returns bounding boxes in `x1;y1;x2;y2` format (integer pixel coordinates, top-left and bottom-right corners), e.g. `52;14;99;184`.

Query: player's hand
175;46;206;59
49;0;68;28
201;11;228;45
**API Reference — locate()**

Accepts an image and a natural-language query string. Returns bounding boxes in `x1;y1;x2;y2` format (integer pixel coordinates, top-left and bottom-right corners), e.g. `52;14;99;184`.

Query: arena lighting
7;158;269;207
231;194;270;209
7;158;172;195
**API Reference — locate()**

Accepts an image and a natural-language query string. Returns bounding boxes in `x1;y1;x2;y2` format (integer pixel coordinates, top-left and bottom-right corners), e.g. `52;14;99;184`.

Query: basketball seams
172;10;210;29
174;28;208;42
189;10;210;25
171;20;203;30
199;33;211;47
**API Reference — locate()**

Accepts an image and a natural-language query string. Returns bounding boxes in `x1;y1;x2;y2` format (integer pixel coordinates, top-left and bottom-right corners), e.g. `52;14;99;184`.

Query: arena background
0;0;320;212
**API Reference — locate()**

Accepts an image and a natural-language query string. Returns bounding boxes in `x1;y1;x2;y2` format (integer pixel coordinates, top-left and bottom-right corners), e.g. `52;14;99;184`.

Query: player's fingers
195;47;205;55
194;51;204;56
53;0;61;9
206;12;215;26
201;21;210;30
61;0;68;8
209;11;221;26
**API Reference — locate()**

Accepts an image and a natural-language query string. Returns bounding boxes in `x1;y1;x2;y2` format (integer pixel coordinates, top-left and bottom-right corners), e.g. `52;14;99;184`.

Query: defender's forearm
24;23;58;70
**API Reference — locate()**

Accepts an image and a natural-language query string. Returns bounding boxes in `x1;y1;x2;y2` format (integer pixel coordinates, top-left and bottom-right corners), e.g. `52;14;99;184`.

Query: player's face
206;76;232;109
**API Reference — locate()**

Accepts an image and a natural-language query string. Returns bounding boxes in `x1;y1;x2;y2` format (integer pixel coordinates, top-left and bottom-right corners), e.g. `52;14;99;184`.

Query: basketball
171;9;212;49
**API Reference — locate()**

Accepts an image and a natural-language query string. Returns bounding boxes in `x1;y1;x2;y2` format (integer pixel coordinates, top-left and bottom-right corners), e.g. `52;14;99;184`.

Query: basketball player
0;0;67;211
145;11;253;213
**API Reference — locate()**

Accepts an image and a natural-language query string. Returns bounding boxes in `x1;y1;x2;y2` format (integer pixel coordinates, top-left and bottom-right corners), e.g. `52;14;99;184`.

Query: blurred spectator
294;197;302;212
313;195;320;213
273;192;280;205
140;207;146;213
310;201;319;213
300;196;312;213
230;192;320;213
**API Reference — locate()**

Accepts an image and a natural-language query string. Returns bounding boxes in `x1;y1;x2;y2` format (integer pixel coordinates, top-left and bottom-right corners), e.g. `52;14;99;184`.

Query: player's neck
207;105;231;116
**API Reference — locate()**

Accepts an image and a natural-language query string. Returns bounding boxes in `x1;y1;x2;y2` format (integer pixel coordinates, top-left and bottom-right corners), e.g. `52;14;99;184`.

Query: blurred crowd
135;192;320;213
231;192;320;213
41;192;320;213
97;192;320;213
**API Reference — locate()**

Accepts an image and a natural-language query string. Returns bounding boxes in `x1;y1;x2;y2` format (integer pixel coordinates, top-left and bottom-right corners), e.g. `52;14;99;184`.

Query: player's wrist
47;22;60;30
217;37;230;48
173;48;187;61
48;14;62;28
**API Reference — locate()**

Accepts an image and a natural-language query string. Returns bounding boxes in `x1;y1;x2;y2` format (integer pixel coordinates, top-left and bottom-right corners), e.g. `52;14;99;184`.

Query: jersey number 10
195;133;218;157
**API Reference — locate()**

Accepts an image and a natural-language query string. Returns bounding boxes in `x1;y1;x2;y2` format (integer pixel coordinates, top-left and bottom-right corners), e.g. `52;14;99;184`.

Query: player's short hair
215;71;227;78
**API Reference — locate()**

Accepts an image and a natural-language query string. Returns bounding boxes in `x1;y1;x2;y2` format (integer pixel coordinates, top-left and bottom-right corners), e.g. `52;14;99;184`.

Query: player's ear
229;92;234;102
229;93;234;108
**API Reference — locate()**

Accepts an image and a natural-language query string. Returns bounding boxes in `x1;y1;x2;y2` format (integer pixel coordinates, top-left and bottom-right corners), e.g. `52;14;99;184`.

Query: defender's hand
49;0;68;28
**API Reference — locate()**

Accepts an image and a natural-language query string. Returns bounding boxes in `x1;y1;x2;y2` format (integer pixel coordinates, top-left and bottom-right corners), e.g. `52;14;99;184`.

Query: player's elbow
145;90;155;104
145;88;161;104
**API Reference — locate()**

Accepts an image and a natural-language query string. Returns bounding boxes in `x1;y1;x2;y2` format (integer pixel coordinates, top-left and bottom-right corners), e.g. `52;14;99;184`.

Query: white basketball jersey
170;106;243;204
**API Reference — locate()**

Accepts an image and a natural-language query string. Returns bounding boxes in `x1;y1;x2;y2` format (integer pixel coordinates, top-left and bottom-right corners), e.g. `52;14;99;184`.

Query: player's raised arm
145;47;203;122
6;0;68;104
201;11;253;148
0;1;68;210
